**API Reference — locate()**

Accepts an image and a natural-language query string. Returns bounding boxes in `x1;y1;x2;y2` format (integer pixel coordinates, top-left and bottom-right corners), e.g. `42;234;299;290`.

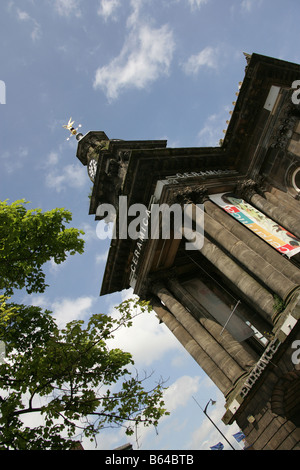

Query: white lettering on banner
240;339;281;399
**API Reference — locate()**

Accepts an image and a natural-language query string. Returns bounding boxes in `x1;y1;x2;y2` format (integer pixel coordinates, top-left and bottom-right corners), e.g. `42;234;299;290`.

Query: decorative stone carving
235;179;257;200
117;150;131;162
270;92;300;150
173;185;209;206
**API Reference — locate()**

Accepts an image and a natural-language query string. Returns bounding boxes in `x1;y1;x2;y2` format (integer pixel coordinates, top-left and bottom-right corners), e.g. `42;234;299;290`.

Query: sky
1;0;300;451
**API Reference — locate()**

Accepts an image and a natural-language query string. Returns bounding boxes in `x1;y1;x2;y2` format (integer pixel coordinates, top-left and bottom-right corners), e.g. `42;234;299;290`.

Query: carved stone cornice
235;177;270;200
270;91;300;150
255;175;271;194
235;179;257;200
117;150;131;162
172;185;209;206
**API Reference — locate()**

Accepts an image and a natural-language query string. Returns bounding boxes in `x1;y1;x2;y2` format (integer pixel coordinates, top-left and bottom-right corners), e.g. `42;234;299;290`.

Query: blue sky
1;0;300;451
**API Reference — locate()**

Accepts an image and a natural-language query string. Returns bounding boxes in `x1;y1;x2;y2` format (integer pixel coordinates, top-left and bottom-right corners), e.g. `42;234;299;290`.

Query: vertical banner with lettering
209;193;300;258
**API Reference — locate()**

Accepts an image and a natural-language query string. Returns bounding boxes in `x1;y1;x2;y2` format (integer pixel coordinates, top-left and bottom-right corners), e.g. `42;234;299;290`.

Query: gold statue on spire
63;117;82;141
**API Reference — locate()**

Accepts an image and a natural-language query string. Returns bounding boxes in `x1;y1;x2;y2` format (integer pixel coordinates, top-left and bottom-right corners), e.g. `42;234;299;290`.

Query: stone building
74;53;300;450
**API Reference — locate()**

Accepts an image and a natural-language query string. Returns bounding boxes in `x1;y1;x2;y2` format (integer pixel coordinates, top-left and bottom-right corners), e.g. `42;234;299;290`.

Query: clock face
88;158;98;181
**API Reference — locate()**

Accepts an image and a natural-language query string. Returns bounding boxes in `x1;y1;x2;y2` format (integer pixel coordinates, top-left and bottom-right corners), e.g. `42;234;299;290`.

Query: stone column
196;236;276;324
268;187;300;214
151;282;246;387
198;205;299;303
150;297;232;395
167;277;256;372
248;192;300;240
204;200;300;287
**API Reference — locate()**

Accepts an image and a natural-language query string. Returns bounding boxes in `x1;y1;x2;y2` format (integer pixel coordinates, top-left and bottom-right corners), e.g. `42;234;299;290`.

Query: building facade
75;53;300;450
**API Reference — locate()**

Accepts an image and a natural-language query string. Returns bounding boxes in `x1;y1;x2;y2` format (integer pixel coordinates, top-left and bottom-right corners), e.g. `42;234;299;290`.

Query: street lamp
192;397;236;450
203;398;217;414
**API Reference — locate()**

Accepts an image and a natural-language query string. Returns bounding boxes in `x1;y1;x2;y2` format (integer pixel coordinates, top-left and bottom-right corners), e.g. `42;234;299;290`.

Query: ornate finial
243;52;252;64
63;117;83;141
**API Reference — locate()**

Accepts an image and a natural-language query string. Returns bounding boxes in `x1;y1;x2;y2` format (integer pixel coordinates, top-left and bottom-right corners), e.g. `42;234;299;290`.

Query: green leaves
0;298;168;449
0;199;168;449
0;199;84;296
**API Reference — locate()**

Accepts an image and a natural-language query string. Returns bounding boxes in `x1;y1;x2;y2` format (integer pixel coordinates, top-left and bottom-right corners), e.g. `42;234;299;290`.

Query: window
291;167;300;192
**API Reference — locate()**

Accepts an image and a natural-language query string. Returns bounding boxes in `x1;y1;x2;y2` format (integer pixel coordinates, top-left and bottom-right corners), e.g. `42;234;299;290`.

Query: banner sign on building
209;193;300;258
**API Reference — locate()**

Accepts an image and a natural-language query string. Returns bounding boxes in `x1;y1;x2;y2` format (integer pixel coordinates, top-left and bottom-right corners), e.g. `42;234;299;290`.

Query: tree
0;297;168;450
0;199;85;296
0;199;168;449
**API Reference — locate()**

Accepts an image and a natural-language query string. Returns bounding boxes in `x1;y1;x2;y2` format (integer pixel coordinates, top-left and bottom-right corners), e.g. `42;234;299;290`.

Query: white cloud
94;25;174;100
79;222;98;243
0;147;28;173
163;376;200;412
29;295;48;311
183;46;219;75
46;151;59;166
48;258;61;274
96;250;109;264
126;0;143;28
51;296;95;327
46;163;86;192
54;0;82;17
29;295;96;328
16;8;41;41
105;290;181;366
187;0;209;10
197;108;230;147
241;0;263;12
94;1;175;100
17;9;31;21
108;305;181;367
97;0;121;21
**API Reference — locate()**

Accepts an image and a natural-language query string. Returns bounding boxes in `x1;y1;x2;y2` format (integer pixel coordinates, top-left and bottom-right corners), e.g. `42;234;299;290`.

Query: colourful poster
209;193;300;258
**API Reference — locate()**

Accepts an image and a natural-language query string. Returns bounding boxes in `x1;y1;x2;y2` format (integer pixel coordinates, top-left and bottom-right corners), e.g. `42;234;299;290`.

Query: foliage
0;199;85;296
0;297;168;450
0;199;168;449
273;294;286;314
